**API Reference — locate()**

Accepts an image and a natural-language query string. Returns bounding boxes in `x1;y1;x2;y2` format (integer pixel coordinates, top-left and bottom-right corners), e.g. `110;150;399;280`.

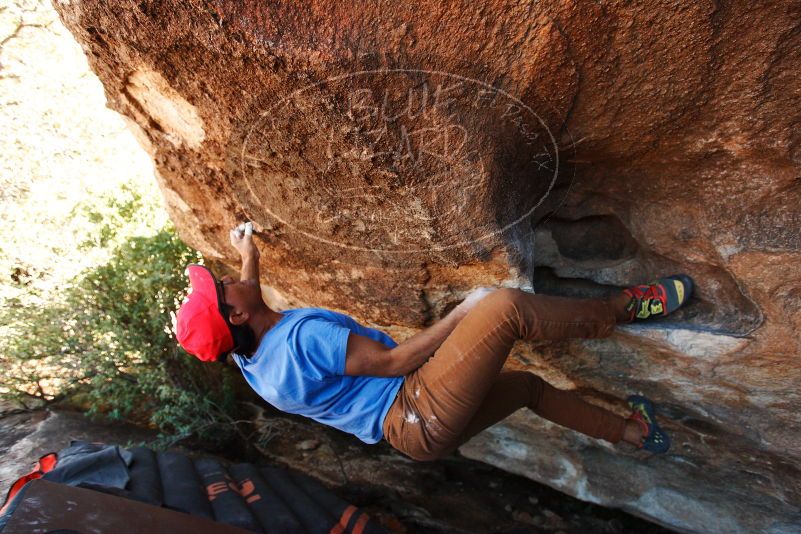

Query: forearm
231;222;260;282
388;307;467;375
240;252;259;282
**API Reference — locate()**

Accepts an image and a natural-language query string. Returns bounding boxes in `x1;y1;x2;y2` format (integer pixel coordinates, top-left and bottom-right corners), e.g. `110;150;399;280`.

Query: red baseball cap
176;264;234;362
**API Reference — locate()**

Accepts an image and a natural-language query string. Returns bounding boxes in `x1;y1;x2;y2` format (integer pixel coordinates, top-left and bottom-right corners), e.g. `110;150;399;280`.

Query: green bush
0;225;243;450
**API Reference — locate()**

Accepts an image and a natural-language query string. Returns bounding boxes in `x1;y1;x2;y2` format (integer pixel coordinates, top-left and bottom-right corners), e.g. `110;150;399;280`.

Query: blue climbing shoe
627;394;671;454
622;274;694;322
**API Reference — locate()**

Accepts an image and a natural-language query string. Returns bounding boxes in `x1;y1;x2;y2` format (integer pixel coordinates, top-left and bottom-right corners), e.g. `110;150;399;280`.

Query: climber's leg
383;288;618;461
450;371;628;451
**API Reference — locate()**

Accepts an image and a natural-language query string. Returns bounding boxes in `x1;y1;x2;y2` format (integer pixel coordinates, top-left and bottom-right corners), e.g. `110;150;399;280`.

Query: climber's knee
480;287;532;328
484;287;529;312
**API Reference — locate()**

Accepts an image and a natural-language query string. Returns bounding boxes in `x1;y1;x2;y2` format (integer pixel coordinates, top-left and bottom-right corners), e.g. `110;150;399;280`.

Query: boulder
52;1;801;532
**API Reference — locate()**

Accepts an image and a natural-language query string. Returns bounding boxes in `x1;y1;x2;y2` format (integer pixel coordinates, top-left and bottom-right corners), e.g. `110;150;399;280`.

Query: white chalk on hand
244;222;253;236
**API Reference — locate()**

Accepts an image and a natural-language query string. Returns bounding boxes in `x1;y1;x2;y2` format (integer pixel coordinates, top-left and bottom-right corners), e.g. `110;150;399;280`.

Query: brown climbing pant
381;288;627;461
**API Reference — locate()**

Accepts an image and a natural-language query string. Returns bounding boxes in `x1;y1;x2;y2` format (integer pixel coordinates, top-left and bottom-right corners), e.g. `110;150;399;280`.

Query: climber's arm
239;250;259;282
230;222;260;282
344;287;498;377
344;307;468;377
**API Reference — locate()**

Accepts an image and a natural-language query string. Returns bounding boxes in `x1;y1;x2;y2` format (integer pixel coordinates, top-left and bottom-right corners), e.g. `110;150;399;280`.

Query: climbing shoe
627;394;670;454
622;274;693;322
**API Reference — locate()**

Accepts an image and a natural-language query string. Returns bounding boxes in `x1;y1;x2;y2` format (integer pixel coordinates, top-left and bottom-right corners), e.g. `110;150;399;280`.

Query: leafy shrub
0;225;243;450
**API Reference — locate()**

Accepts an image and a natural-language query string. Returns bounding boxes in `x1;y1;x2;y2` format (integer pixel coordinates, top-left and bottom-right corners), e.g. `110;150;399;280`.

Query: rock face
52;1;800;532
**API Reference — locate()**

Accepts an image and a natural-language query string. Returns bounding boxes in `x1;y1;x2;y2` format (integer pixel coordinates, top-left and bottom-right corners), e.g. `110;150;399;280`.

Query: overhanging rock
52;1;801;532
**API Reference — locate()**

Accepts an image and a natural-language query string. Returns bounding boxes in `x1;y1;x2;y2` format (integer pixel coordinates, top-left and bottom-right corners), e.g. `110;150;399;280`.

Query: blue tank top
232;308;404;444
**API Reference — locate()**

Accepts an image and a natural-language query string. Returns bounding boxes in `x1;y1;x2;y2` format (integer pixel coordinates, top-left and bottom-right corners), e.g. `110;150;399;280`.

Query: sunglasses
214;278;238;360
214;278;237;309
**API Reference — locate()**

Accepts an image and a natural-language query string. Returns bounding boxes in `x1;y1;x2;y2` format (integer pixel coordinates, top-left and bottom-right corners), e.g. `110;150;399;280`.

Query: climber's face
219;275;264;325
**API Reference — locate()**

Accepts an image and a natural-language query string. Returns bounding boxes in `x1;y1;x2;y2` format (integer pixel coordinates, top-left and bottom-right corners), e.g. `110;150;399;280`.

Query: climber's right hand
230;221;259;260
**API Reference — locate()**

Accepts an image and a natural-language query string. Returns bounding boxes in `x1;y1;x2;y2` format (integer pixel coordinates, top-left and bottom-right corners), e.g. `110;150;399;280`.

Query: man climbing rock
176;222;692;460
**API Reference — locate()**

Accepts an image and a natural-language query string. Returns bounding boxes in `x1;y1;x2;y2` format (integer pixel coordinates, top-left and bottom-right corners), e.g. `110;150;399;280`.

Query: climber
176;221;693;460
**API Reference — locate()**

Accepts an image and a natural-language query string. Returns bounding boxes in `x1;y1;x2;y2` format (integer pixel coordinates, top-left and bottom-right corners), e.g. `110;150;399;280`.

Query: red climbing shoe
622;275;693;322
